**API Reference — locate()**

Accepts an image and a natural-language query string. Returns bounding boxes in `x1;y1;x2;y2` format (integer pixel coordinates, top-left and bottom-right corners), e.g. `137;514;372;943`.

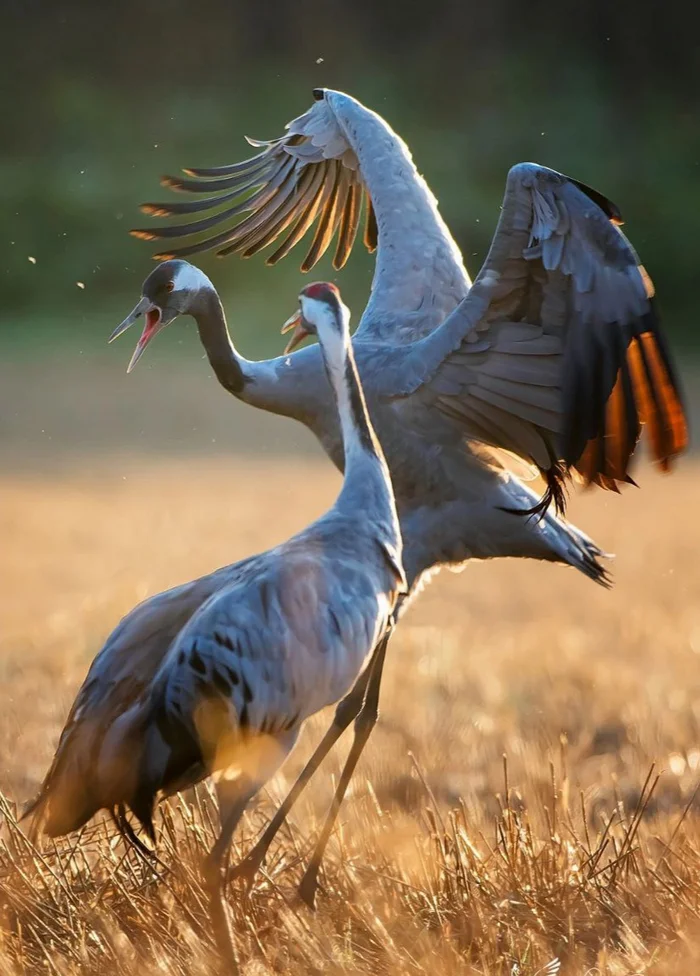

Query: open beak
281;308;311;355
109;297;176;373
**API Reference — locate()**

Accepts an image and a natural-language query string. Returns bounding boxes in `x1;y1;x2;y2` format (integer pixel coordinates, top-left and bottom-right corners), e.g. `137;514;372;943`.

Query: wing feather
439;394;550;467
133;156;295;242
227;166;320;259
131;97;374;271
364;190;378;253
470;383;561;431
233;167;318;256
333;180;361;270
301;160;344;272
390;163;687;511
477;351;561;386
158;155;275;194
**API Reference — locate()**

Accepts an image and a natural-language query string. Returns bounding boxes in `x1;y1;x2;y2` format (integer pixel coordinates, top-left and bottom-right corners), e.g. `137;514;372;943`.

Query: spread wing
389;163;687;512
130;96;377;271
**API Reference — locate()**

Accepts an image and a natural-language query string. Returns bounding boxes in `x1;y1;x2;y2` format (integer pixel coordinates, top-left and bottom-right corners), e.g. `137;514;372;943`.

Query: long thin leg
111;803;154;858
298;632;390;909
203;777;257;973
228;649;379;888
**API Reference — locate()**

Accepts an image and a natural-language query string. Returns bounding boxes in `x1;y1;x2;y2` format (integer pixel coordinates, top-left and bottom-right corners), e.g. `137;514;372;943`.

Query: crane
113;89;688;904
128;88;686;531
26;281;406;966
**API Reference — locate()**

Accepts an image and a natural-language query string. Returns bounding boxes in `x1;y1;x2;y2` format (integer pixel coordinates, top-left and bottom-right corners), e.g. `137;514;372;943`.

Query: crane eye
165;281;174;293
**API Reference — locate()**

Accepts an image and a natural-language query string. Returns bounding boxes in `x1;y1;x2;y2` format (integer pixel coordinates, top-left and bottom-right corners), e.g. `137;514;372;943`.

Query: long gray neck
192;290;307;421
320;321;398;531
327;91;471;324
192;289;250;395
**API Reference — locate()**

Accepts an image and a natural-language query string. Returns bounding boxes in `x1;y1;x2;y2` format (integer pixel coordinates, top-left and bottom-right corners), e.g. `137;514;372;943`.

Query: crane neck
318;313;397;527
189;288;319;422
192;289;250;396
327;92;471;322
329;338;378;462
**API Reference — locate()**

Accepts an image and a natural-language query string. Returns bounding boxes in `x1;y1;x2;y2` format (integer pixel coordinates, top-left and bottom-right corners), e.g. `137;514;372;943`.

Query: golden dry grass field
1;355;699;975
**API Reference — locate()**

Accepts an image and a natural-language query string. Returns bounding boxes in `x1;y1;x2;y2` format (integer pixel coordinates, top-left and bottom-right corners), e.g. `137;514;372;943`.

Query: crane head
109;260;214;372
281;282;345;354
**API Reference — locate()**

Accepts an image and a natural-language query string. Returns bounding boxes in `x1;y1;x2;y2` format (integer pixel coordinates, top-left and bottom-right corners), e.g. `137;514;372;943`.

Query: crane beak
109;296;154;344
109;298;177;373
281;309;311;354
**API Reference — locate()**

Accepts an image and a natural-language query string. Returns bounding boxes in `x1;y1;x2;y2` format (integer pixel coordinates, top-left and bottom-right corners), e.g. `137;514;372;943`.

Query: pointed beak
109;296;153;344
109;297;177;373
281;308;311;355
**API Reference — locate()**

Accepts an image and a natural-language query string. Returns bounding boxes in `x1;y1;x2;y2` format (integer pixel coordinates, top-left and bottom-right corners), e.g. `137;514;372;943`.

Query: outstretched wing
130;90;471;334
389;163;687;510
130;94;377;271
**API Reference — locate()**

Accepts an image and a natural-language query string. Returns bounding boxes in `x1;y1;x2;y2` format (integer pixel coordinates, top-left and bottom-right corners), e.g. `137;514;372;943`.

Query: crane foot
227;849;262;892
297;866;321;911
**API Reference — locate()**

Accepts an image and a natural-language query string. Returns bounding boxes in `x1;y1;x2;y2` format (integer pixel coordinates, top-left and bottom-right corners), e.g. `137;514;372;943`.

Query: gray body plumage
125;499;402;835
27;286;405;840
240;337;602;586
132;90;686;592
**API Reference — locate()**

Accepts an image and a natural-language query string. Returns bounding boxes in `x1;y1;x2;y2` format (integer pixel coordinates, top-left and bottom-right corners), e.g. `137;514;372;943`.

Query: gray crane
27;281;405;965
112;89;688;905
128;88;687;531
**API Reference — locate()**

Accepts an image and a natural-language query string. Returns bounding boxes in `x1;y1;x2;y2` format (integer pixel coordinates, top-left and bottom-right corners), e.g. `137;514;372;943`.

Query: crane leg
202;775;257;973
228;637;384;889
297;631;389;909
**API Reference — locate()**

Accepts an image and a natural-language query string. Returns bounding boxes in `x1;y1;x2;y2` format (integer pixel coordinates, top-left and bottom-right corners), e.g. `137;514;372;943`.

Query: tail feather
23;701;157;842
24;689;206;849
541;507;612;588
128;725;167;842
127;700;204;842
22;724;103;839
496;476;612;588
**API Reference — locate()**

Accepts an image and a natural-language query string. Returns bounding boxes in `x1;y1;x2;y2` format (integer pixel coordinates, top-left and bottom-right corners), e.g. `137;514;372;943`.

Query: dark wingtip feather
136;142;369;268
629;321;689;470
364;193;378;253
160;174;186;192
159;169;272;194
180;150;269;179
140;203;174;217
140;195;239;218
570;177;624;224
566;293;686;494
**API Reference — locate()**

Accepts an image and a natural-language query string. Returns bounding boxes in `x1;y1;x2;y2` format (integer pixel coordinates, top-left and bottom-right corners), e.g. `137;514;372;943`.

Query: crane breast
155;555;390;768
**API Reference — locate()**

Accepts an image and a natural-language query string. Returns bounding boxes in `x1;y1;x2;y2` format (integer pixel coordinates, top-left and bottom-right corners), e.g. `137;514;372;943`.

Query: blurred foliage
1;0;698;355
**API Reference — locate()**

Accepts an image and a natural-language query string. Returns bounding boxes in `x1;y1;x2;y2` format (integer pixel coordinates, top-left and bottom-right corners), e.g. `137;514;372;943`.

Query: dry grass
1;452;700;975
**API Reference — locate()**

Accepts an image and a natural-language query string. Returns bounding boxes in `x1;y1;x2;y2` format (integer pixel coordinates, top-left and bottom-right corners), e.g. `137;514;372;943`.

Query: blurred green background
1;0;697;460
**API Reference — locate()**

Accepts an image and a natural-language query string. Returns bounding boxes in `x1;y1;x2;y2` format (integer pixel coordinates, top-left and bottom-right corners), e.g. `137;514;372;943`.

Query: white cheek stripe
172;263;213;293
